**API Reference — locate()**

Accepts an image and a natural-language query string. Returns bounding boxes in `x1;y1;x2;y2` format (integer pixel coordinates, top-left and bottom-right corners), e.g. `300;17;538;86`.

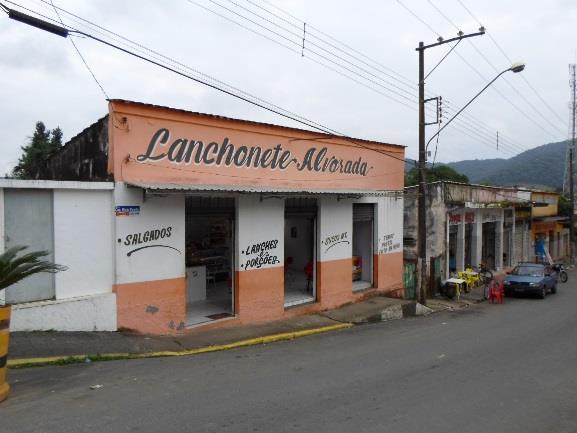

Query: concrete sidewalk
6;295;454;368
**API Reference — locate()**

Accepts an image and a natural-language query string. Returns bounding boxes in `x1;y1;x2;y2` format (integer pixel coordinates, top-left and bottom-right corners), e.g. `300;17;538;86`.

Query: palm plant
0;246;67;303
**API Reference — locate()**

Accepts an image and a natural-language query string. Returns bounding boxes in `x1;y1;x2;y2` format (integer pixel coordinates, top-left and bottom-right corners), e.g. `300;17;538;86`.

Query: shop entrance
464;223;473;267
284;198;317;307
482;222;496;270
352;203;374;291
185;197;234;326
448;225;457;273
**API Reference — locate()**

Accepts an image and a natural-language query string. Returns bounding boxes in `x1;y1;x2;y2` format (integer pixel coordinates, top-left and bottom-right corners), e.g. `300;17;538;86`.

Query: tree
405;165;469;186
558;195;573;217
12;122;63;179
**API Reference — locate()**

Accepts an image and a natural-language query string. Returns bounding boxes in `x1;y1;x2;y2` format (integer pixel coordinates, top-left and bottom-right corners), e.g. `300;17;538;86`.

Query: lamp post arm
426;68;509;149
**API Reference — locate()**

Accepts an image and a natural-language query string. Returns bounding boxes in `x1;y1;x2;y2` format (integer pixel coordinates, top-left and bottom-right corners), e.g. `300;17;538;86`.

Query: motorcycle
552;263;568;283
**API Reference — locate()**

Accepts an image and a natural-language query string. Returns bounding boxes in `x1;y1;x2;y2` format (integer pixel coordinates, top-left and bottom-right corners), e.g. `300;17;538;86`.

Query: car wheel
539;286;546;299
551;284;557;294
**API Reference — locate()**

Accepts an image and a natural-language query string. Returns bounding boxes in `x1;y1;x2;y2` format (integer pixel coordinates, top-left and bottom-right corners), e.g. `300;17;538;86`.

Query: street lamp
425;62;526;149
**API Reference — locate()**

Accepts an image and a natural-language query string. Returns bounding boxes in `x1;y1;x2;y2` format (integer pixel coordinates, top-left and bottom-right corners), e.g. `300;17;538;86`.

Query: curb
7;322;353;369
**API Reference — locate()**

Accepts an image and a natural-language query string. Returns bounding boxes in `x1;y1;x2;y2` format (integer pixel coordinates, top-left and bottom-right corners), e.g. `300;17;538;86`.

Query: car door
544;266;556;290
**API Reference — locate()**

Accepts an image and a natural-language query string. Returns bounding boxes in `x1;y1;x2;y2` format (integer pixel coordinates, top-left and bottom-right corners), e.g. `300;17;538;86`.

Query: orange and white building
2;100;405;335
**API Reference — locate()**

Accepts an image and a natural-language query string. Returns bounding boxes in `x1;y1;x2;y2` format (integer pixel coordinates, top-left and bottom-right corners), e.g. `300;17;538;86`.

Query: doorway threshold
353;280;372;292
284;295;315;309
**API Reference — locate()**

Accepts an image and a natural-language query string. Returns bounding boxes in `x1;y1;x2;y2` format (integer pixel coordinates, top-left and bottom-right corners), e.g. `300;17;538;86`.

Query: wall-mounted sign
240;239;280;270
322;232;350;253
137;130;371;177
109;101;405;192
379;233;401;254
115;205;140;216
449;213;461;224
118;226;181;257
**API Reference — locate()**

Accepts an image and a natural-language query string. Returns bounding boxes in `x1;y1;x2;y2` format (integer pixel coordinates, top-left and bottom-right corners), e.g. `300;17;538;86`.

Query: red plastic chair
488;280;504;304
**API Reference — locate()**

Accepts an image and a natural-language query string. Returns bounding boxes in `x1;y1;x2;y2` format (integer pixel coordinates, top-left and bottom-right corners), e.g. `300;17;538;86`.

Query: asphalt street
2;282;577;433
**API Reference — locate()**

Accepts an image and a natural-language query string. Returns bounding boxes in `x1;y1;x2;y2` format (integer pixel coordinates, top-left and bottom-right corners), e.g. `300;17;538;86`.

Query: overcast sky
1;0;576;175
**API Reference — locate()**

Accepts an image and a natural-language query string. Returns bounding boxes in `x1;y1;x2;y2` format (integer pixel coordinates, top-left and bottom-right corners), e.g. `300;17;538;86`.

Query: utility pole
569;64;576;264
416;29;485;305
417;42;427;305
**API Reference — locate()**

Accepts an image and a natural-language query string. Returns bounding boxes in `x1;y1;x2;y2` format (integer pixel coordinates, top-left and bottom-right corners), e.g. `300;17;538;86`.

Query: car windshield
512;265;544;277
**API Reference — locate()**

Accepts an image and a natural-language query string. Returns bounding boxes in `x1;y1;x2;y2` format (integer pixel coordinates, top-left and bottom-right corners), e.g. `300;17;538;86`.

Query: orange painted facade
114;277;186;334
107;100;405;335
107;100;404;191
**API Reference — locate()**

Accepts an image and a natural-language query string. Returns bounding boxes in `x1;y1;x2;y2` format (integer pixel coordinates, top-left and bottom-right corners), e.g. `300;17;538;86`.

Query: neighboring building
404;181;536;295
530;191;569;261
2;100;405;334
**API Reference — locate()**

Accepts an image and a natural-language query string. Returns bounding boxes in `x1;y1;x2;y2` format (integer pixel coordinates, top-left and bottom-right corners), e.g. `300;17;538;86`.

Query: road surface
2;283;577;433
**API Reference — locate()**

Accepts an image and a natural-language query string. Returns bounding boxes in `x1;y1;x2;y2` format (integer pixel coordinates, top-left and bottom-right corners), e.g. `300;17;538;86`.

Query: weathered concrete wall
404;183;447;261
445;183;529;205
44;116;109;181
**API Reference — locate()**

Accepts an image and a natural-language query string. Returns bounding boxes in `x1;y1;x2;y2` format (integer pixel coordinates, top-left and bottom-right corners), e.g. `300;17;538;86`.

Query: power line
224;0;537;158
48;0;109;99
192;0;534;157
456;0;567;128
397;0;565;143
14;0;535;163
212;0;418;101
466;38;566;135
396;0;440;38
2;0;409;166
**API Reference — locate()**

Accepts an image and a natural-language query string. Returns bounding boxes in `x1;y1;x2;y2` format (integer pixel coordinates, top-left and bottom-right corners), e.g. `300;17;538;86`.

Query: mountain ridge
442;140;568;190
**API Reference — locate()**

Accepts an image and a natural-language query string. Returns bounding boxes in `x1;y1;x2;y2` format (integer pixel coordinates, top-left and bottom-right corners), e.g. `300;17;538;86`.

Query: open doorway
352;203;374;292
284;198;317;307
482;222;496;270
185;197;234;326
448;225;458;274
464;223;473;268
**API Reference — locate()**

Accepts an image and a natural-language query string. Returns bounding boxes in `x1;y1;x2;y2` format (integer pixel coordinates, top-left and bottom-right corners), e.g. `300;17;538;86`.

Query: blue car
503;263;558;299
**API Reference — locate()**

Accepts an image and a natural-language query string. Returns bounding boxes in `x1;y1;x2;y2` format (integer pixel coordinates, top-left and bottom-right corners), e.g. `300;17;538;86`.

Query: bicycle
482;277;495;301
475;262;493;285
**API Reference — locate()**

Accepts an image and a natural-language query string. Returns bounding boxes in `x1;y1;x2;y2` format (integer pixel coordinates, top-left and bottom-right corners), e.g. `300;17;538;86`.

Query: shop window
352;203;374;291
185;197;235;326
284;198;317;307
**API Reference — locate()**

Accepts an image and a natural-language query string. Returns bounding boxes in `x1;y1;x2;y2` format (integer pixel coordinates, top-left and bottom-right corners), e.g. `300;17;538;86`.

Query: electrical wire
2;0;410;166
456;0;567;128
48;0;109;99
218;0;541;159
189;0;531;155
7;1;551;169
237;0;535;156
397;0;565;142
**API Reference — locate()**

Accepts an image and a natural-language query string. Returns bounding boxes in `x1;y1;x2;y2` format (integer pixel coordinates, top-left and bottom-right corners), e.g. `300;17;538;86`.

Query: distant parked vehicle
503;263;557;299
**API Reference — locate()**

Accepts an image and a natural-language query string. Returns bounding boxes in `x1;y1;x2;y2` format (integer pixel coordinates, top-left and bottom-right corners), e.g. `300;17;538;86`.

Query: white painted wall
114;183;185;284
317;196;352;262
375;196;404;255
10;293;117;332
53;190;114;299
237;195;284;271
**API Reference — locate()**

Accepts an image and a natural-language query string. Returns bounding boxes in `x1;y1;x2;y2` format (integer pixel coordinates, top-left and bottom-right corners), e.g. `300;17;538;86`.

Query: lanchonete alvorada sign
136;128;371;176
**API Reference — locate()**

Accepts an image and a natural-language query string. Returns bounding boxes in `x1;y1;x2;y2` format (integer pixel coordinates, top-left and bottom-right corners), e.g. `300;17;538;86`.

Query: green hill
444;140;569;189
